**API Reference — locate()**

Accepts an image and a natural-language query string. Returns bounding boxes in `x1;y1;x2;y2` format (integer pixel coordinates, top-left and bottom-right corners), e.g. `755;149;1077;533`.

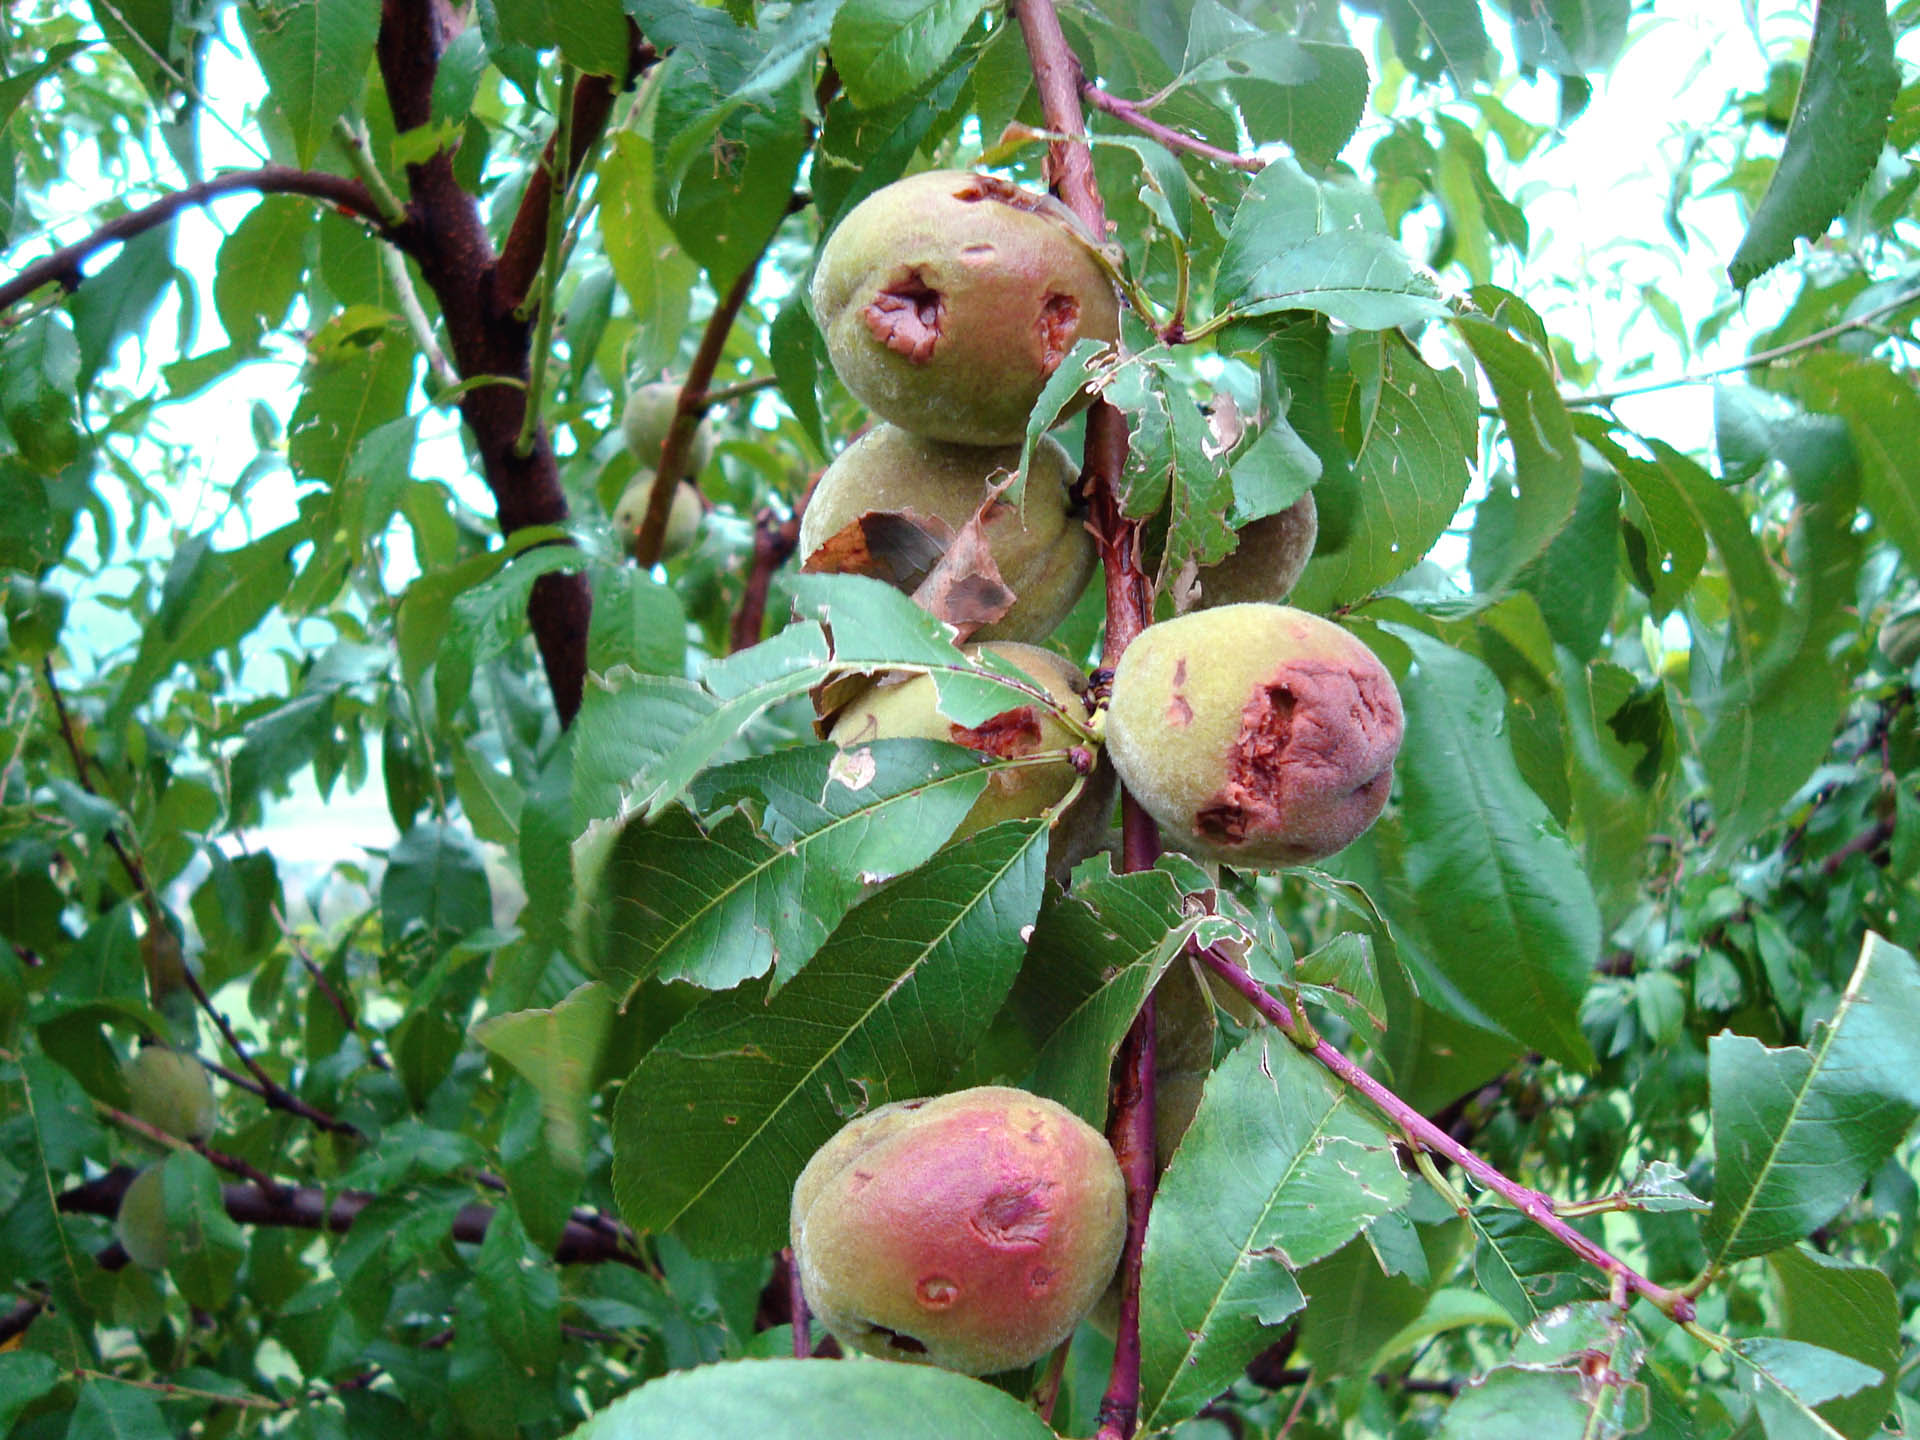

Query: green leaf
1290;335;1476;611
1580;425;1708;620
243;0;380;169
110;523;303;726
1231;41;1370;168
599;133;699;379
70;223;175;394
830;0;984;108
1013;866;1197;1126
161;1151;248;1310
287;312;418;490
0;1352;62;1432
1733;1338;1885;1440
474;983;612;1168
1218;158;1445;330
1106;355;1236;576
1455;316;1584;593
566;1357;1058;1439
1138;1030;1410;1432
1706;933;1920;1265
1381;0;1490;91
599;740;987;994
1387;628;1599;1069
1506;0;1628;75
1436;1366;1606;1440
493;0;629;73
1769;1247;1902;1440
610;822;1046;1258
0;312;84;471
473;1204;562;1377
1728;0;1898;288
1790;352;1920;577
380;822;494;948
66;1379;172;1440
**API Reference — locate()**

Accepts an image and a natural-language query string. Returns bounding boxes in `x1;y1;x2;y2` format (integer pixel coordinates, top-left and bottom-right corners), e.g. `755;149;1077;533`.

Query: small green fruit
3;576;66;660
1879;601;1920;669
613;471;703;560
1196;493;1318;608
811;171;1120;445
1105;605;1404;868
828;643;1107;865
791;1086;1126;1374
115;1165;171;1270
621;381;714;480
800;425;1093;643
124;1046;217;1143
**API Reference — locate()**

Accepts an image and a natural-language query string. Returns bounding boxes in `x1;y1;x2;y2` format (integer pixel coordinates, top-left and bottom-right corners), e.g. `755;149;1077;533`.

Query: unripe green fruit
115;1165;170;1270
791;1086;1126;1374
800;425;1093;643
622;381;714;479
1880;601;1920;669
613;471;703;560
828;643;1106;865
3;576;66;660
124;1046;217;1143
1106;605;1404;868
1196;493;1318;608
811;171;1120;445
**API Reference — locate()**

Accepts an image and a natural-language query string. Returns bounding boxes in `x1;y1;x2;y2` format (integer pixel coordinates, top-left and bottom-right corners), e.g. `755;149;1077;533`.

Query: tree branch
57;1166;646;1270
1012;4;1160;1435
0;168;396;317
1194;945;1697;1323
1080;82;1266;173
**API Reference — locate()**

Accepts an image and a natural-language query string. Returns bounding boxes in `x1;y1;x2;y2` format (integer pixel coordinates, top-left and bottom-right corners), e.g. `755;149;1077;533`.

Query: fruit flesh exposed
790;1086;1126;1374
1105;604;1404;867
811;171;1120;445
827;642;1096;847
800;425;1093;642
1196;492;1318;608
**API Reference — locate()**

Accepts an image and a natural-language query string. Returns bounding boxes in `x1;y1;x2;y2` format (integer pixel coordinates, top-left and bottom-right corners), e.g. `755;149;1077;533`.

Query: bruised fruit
790;1086;1126;1374
800;425;1093;642
115;1164;170;1270
1196;493;1318;608
621;380;714;479
613;471;703;560
1105;605;1404;868
827;643;1109;867
811;171;1120;445
124;1046;217;1142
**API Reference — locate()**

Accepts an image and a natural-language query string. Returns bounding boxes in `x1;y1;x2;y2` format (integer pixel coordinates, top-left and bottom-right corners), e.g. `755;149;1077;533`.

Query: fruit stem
1194;943;1700;1325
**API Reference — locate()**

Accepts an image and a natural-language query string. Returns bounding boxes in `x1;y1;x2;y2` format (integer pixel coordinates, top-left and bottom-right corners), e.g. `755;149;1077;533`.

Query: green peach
811;171;1119;445
621;380;714;479
790;1086;1126;1374
799;424;1093;643
1105;605;1404;868
1196;493;1318;608
613;471;703;560
124;1046;217;1143
115;1164;171;1270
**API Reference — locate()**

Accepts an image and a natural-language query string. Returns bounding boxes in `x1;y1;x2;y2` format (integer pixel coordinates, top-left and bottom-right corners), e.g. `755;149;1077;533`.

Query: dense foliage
2;0;1919;1436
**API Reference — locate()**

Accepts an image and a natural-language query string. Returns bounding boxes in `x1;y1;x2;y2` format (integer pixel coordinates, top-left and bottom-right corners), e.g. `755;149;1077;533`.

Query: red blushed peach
1105;604;1404;868
790;1086;1125;1374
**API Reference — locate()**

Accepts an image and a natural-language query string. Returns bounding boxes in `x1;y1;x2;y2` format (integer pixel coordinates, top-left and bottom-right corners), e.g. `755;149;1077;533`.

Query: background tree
2;0;1919;1437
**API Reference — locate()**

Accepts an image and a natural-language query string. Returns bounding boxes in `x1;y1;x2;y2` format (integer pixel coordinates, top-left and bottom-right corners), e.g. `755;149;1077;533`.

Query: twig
1562;287;1920;408
97;1104;289;1203
632;258;765;566
517;64;579;457
1081;82;1266;173
58;1166;646;1270
331;117;410;228
69;1369;287;1412
730;509;802;653
700;374;781;407
1194;946;1697;1323
0;168;397;316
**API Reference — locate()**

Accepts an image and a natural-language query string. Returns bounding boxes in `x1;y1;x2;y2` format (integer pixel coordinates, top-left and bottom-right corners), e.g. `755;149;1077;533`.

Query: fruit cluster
789;171;1409;1377
613;380;713;561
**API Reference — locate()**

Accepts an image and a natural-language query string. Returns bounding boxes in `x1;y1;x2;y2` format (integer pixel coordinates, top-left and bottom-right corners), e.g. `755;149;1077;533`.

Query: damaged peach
810;170;1119;445
799;424;1094;643
790;1086;1126;1375
1105;604;1404;867
1195;491;1319;608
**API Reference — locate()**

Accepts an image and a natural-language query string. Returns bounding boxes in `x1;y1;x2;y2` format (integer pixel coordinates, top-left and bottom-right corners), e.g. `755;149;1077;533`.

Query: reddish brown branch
0;168;396;317
1194;946;1696;1323
1099;994;1158;1440
730;509;802;652
632;259;765;566
57;1166;645;1270
1081;83;1266;174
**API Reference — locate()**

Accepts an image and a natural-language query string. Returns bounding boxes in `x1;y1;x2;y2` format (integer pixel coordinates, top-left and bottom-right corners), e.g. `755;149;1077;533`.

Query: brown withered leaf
801;509;955;592
909;503;1015;643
